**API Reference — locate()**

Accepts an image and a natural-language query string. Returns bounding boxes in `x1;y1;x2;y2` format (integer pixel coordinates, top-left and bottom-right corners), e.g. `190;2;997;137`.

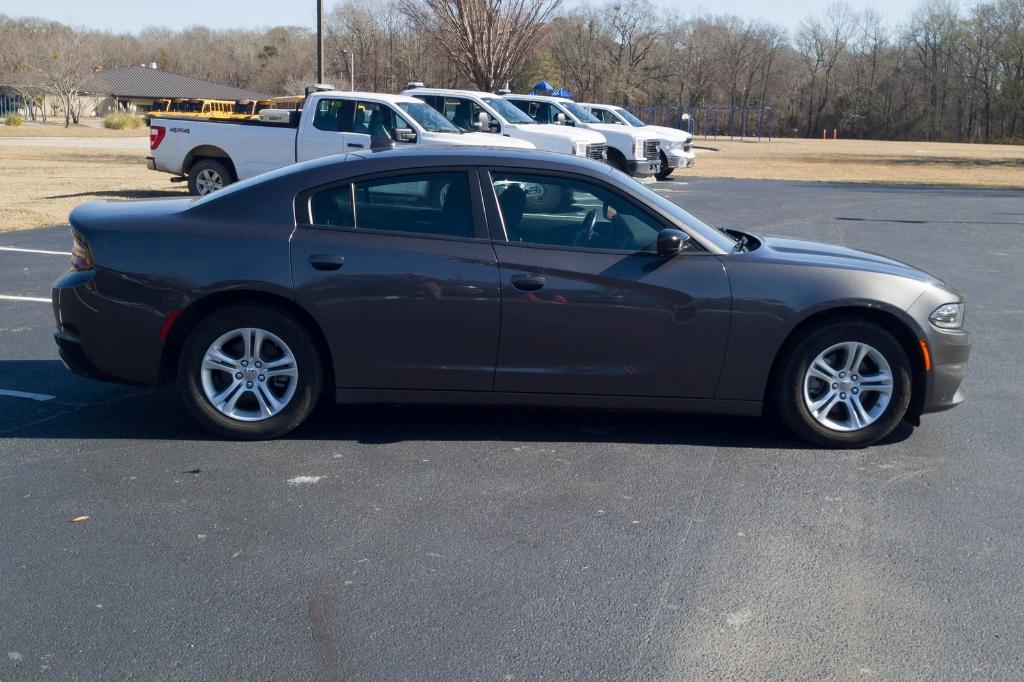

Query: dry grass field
693;137;1024;189
1;123;1021;232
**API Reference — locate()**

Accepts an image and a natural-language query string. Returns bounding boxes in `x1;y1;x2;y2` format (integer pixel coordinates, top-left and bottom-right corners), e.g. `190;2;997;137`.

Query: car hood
584;122;654;143
510;123;604;150
643;124;692;142
755;235;945;286
420;131;535;149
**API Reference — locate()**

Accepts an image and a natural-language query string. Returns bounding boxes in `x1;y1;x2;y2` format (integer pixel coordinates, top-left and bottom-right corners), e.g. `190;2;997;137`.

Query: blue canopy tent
530;81;555;95
551;87;573;98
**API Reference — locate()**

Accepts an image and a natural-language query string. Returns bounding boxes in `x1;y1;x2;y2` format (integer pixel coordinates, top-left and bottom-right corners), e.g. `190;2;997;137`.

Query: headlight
573;141;588;156
669;140;685;150
929;302;965;329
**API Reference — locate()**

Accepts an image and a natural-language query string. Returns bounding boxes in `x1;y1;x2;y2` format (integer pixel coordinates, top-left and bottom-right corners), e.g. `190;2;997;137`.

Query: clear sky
0;0;929;34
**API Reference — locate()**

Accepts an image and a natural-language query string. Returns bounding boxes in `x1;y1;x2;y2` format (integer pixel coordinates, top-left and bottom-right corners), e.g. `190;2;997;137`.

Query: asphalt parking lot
2;177;1022;679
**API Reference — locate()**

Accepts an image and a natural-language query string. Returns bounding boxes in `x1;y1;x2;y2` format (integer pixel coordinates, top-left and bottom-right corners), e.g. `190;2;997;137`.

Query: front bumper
920;327;971;414
664;148;695;169
627;159;661;178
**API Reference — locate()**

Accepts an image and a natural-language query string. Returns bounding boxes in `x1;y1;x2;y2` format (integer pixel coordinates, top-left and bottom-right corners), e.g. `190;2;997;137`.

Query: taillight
150;125;166;150
71;231;94;270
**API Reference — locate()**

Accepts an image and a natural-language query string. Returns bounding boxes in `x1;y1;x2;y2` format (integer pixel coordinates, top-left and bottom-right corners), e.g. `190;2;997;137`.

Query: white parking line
0;389;56;402
0;295;50;303
0;246;71;256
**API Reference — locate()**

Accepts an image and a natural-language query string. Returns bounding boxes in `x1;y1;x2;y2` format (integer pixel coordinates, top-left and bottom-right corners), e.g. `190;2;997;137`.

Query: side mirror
657;228;690;256
394;127;417;143
555;112;567;125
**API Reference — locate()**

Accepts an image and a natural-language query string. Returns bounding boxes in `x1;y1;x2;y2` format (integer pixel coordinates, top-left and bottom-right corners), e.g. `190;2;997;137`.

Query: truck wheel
772;321;912;449
607;150;628;174
187;159;233;196
656;152;673;181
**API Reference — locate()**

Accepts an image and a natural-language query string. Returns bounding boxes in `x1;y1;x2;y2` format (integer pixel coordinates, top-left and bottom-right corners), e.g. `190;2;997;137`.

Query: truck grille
644;139;660;160
587;143;607;160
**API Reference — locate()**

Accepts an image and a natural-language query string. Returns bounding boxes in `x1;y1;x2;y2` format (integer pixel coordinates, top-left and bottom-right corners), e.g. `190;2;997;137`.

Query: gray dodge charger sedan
52;148;970;447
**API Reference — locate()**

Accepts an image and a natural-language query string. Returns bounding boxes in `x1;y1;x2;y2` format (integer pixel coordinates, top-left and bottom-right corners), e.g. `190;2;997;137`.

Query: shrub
103;111;145;129
4;113;25;126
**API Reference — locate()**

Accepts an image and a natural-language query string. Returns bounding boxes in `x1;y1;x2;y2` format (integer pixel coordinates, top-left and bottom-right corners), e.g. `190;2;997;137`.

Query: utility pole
316;0;324;84
342;50;354;91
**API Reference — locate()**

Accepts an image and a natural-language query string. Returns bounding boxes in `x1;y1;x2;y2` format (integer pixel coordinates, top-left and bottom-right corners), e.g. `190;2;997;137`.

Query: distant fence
625;105;775;141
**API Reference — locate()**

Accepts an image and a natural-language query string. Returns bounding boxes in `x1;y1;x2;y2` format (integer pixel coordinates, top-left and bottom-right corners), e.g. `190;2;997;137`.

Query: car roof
315;91;422;105
579;103;616;109
348;145;610;172
504;94;572;104
401;88;497;99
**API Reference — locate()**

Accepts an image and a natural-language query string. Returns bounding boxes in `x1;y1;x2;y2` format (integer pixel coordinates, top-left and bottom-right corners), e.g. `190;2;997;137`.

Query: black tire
656;152;673;180
772;321;912;448
177;304;323;440
607;149;629;174
187;159;233;196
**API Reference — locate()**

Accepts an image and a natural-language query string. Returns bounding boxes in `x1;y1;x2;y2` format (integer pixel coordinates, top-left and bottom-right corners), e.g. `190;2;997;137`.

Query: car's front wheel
177;305;323;439
774;321;912;448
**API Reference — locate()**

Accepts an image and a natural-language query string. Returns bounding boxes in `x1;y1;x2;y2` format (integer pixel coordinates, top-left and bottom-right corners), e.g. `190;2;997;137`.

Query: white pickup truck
581;103;695;180
502;94;661;179
401;87;608;163
147;91;534;195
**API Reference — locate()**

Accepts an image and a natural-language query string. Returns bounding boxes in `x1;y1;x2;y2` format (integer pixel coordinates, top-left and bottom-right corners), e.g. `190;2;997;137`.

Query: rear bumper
52;268;167;387
627;159;661;178
146;156;156;171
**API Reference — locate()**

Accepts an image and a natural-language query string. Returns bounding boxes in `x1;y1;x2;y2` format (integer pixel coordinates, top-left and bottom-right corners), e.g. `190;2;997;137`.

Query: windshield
623;177;738;251
482;97;534;124
561;101;600;123
615;107;647;127
398;102;461;133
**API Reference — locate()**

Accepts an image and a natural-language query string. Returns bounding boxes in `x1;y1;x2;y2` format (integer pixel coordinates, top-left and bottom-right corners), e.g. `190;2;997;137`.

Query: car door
482;169;732;398
290;168;501;391
296;97;359;160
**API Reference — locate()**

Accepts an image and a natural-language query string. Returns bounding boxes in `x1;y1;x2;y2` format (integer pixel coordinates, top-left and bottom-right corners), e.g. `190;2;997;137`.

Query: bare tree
397;0;563;91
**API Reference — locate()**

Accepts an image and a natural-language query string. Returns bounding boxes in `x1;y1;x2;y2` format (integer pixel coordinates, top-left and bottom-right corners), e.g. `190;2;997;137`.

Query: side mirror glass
394;127;417;143
657;228;690;256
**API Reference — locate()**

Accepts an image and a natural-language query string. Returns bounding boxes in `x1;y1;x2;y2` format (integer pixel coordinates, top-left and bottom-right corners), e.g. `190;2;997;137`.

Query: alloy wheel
200;327;298;421
802;341;894;432
195;168;223;195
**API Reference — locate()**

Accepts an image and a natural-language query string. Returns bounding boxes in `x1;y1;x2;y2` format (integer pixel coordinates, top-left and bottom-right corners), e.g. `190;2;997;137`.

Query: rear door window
308;172;476;239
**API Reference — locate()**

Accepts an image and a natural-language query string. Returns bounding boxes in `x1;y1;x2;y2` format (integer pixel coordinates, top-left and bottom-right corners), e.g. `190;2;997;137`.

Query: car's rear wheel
773;321;912;448
187;159;232;196
177;305;323;439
